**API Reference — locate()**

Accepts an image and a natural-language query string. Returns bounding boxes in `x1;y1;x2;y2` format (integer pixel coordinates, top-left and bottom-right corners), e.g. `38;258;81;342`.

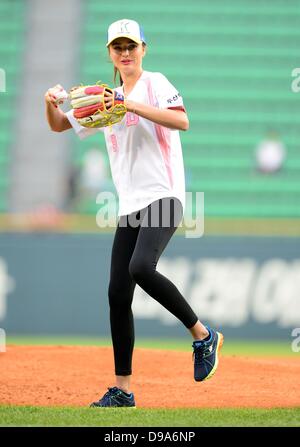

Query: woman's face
109;37;146;75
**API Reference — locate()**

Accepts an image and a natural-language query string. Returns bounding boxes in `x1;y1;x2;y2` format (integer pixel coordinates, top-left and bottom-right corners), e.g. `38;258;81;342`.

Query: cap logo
119;21;130;33
107;19;145;46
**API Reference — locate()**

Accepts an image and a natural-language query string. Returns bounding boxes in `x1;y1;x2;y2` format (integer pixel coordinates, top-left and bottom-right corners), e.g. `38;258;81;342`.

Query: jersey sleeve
153;73;186;111
66;109;104;140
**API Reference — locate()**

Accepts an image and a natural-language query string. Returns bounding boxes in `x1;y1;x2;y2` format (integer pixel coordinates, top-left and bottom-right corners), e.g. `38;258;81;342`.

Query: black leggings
108;197;198;375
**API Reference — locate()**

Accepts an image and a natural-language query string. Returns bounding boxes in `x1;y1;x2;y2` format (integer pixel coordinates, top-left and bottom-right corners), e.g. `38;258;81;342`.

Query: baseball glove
69;83;127;128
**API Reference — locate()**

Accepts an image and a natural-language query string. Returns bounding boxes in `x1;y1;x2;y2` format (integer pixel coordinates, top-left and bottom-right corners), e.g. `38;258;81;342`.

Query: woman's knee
129;257;153;283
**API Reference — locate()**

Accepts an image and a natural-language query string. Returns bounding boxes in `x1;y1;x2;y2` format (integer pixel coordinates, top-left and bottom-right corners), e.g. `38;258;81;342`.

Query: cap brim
106;35;143;47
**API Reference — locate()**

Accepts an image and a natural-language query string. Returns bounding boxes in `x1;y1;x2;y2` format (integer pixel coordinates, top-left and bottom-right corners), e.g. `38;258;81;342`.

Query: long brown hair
113;66;123;86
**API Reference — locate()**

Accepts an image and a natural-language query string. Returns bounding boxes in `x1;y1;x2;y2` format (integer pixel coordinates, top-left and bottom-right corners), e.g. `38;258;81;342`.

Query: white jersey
66;70;186;216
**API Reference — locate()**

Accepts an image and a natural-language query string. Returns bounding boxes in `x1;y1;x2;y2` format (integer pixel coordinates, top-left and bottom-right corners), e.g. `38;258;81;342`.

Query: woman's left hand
104;89;114;110
124;100;136;114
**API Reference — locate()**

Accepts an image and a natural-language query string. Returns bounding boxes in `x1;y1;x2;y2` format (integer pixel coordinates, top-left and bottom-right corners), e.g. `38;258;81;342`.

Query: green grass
7;335;296;357
3;336;298;427
0;406;299;427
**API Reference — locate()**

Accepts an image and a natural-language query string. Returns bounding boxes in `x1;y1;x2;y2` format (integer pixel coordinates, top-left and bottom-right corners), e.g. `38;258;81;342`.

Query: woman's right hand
44;84;65;108
45;84;72;132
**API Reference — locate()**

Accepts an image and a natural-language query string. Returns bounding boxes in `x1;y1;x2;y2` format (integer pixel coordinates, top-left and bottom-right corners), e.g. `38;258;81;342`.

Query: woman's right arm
44;85;72;132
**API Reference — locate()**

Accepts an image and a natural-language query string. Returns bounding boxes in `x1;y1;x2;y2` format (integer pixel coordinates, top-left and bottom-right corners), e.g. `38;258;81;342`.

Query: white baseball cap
106;19;146;47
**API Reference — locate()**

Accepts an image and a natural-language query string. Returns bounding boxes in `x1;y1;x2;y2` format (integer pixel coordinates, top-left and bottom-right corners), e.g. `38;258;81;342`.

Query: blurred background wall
0;0;300;339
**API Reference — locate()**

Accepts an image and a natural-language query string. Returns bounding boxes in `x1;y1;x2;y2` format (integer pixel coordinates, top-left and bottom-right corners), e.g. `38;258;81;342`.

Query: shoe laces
100;387;122;405
192;341;211;364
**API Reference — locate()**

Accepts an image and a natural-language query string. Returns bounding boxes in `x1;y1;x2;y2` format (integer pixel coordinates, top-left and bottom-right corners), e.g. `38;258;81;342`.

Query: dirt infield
1;345;300;408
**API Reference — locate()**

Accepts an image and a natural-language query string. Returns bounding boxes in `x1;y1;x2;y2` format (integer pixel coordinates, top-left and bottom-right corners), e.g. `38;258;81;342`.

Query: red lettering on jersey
126;112;139;127
110;134;118;152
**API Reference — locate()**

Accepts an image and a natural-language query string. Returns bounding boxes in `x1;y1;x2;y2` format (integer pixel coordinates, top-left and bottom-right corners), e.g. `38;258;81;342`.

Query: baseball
50;84;69;105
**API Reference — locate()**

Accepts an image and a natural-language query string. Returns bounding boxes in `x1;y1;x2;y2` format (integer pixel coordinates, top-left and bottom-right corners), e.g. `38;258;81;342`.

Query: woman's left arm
125;100;189;131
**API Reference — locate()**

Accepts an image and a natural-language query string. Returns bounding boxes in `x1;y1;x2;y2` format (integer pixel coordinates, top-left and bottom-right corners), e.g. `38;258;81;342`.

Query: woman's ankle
115;375;131;394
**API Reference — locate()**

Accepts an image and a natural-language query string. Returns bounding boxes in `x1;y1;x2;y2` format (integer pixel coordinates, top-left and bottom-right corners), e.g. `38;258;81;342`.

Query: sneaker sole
90;405;137;409
202;332;224;382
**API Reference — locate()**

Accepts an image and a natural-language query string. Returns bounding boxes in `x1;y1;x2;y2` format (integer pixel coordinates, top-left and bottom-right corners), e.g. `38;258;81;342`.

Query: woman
45;19;223;408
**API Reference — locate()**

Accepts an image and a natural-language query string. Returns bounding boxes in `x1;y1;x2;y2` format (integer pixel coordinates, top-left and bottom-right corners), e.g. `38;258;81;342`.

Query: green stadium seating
71;0;300;217
0;0;26;213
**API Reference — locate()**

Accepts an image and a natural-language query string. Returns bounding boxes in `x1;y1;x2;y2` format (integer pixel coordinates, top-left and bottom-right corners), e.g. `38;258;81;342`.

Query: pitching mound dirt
1;345;299;408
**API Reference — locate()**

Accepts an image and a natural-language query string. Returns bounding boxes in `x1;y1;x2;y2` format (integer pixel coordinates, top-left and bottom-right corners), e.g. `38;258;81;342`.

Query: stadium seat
70;0;300;217
0;0;26;213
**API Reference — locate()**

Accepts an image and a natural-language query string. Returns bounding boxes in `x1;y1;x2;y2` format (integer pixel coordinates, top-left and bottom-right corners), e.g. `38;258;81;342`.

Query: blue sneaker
192;327;224;382
90;387;136;408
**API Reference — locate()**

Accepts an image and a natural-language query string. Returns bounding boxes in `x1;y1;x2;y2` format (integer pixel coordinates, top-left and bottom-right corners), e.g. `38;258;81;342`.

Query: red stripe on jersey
144;78;173;189
168;106;186;113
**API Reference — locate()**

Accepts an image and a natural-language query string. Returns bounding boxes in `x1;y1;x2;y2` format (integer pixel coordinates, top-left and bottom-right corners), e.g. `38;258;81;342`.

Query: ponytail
113;66;123;86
